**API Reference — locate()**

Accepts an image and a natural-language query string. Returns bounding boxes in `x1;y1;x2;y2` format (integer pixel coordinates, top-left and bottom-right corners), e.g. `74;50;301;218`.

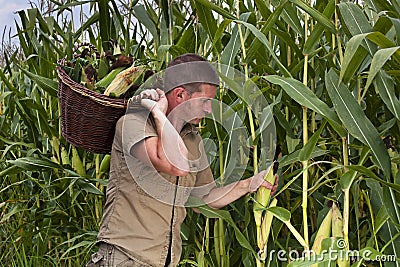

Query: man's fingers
151;89;159;100
156;88;165;97
261;181;273;190
140;89;159;101
140;99;157;110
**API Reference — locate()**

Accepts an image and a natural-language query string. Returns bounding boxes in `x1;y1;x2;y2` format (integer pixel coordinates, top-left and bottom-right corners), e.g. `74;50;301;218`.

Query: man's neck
167;112;187;133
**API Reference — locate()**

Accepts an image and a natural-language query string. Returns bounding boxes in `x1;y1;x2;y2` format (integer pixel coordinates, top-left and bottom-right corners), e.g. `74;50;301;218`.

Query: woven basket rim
56;65;128;109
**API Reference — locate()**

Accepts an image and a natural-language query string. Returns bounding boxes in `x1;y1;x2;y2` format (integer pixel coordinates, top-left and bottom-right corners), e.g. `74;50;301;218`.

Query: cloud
0;0;29;34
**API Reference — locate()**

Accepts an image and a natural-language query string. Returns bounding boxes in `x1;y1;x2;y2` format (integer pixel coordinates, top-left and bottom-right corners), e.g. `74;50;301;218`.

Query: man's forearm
203;179;250;209
152;109;189;173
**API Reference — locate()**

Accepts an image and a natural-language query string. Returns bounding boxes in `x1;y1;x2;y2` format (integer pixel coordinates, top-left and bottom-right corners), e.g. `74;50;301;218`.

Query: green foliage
1;0;400;266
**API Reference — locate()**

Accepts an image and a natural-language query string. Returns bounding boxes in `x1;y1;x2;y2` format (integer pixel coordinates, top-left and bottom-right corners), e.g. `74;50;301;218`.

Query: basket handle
72;42;100;59
57;42;100;66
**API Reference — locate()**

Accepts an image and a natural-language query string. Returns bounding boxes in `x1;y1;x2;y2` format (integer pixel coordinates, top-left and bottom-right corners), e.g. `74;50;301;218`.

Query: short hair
166;54;212;94
167;53;207;67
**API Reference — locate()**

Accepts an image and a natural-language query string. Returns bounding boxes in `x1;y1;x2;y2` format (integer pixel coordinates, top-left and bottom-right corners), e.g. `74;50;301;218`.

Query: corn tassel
253;164;275;250
332;202;349;267
103;65;145;97
95;67;125;88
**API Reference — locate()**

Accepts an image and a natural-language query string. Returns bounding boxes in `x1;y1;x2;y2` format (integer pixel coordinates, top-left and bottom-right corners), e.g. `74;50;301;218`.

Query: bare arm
130;89;190;176
203;170;278;209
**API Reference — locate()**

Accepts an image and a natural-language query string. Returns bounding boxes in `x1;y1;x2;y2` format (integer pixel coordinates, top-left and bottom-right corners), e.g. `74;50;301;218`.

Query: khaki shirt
98;110;214;267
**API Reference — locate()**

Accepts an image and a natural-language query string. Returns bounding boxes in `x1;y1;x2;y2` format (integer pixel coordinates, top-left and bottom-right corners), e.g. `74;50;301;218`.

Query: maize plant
1;0;400;266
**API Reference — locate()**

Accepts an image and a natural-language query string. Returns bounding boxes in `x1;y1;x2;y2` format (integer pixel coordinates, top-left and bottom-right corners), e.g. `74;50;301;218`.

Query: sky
0;0;94;43
0;0;28;38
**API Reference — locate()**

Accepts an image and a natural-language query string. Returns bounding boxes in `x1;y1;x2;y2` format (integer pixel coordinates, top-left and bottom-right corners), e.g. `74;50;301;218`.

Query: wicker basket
57;64;128;154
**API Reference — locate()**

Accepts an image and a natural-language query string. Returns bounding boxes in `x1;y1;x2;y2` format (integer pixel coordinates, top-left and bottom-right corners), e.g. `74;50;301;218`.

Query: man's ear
173;87;188;103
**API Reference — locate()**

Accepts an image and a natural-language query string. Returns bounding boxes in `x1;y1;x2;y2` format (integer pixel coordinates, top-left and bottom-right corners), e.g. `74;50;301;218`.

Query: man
88;54;278;267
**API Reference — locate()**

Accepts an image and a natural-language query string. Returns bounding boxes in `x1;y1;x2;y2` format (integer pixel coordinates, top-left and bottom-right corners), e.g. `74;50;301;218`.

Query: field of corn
1;0;400;266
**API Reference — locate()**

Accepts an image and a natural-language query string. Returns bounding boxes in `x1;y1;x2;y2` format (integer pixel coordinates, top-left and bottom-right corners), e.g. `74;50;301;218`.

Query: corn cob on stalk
103;65;145;97
308;207;333;267
72;147;86;176
311;208;332;255
99;154;111;178
259;198;278;260
61;146;70;166
331;202;349;267
253;163;275;250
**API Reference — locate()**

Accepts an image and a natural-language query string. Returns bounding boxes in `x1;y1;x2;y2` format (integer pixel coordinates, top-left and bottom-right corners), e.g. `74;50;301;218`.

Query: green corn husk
99;154;111;177
103;65;145;97
260;198;278;253
332;202;350;267
253;164;275;250
61;146;70;166
72;147;86;176
311;208;332;255
95;67;125;88
50;136;60;162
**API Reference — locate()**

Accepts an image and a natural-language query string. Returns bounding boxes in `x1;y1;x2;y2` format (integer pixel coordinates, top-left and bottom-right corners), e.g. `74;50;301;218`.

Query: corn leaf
289;0;336;33
303;0;336;55
192;200;256;255
365;46;400;90
132;5;158;44
279;147;328;168
193;0;236;20
281;3;303;36
221;13;250;67
246;1;286;63
18;66;58;97
338;2;373;35
339;33;369;84
7;157;63;171
98;0;111;50
374;71;400;121
264;75;346;137
237;21;291;77
366;179;400;264
265;206;291;222
76;179;103;195
338;2;376;55
299;120;327;161
326;69;391;178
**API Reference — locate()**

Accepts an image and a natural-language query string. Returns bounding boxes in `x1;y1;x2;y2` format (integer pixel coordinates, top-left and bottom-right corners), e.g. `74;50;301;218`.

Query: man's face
185;84;217;124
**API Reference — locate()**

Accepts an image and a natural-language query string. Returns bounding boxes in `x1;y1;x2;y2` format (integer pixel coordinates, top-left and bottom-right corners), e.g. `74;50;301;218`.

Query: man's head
164;54;219;124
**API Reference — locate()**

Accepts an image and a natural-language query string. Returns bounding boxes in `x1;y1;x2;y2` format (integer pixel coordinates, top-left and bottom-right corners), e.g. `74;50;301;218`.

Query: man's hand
139;88;168;114
249;171;279;196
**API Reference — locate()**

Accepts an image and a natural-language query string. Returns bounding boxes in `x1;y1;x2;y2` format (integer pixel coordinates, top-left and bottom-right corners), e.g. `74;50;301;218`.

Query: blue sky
0;0;29;36
0;0;92;39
